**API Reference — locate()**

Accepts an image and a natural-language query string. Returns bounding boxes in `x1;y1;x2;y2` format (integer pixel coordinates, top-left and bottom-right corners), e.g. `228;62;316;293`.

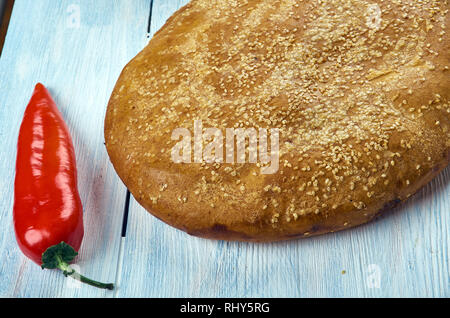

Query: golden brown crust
105;0;450;242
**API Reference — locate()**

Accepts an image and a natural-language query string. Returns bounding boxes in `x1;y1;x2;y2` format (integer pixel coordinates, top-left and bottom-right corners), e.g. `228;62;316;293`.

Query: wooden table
0;0;448;298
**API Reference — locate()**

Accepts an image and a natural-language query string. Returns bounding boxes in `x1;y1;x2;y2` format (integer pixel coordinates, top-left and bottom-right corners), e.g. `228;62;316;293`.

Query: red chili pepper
13;83;113;290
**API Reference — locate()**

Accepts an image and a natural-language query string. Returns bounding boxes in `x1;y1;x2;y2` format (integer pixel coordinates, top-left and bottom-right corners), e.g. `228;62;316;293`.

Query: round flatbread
105;0;449;241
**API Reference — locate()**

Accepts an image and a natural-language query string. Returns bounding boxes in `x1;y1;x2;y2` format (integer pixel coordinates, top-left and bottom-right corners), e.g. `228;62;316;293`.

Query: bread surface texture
105;0;450;242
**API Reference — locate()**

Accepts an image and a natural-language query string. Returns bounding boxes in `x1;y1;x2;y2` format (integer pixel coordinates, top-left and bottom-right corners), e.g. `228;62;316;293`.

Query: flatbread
105;0;449;241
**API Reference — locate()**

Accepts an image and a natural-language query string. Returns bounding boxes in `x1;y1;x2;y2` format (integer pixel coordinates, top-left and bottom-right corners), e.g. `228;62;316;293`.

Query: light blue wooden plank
0;0;150;297
117;0;449;298
120;173;450;298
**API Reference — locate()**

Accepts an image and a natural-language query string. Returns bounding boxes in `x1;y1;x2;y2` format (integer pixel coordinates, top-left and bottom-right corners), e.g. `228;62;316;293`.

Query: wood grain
116;0;449;298
0;0;150;297
0;0;448;298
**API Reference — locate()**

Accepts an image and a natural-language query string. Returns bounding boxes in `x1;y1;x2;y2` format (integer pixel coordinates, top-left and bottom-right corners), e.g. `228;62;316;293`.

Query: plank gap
146;0;154;38
119;0;155;240
114;0;156;296
113;237;126;297
121;190;131;237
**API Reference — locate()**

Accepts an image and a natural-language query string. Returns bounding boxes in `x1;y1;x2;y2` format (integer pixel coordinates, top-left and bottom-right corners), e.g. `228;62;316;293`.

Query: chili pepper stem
55;255;114;290
41;242;114;290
